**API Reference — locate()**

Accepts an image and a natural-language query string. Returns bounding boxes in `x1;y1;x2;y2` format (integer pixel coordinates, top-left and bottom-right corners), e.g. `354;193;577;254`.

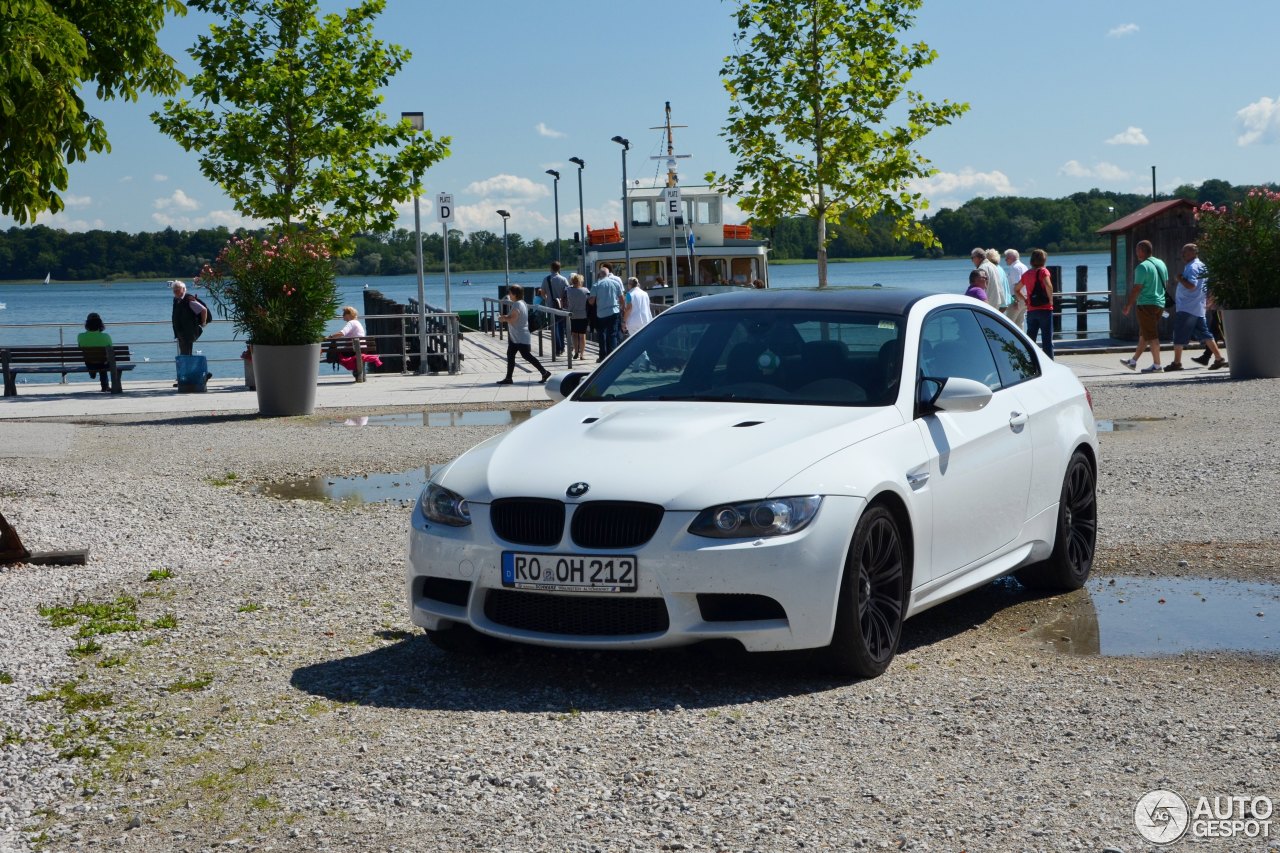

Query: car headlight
418;482;471;527
689;496;822;539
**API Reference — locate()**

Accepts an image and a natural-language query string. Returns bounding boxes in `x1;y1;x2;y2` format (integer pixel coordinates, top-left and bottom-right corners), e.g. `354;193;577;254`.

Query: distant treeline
1;180;1271;281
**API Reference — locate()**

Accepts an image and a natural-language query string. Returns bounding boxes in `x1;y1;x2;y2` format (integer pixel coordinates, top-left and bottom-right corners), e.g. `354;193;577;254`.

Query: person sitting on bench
77;313;113;392
326;306;383;373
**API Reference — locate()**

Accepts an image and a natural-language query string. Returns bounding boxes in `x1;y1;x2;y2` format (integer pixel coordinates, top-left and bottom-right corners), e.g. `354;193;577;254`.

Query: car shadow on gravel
291;580;1055;711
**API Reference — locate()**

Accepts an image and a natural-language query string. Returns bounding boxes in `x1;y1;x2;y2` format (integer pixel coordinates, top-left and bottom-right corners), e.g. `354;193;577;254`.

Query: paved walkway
0;336;1226;422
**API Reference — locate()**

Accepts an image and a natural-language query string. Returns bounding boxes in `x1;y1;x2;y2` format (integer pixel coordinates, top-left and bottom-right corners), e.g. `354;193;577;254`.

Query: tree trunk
817;212;828;288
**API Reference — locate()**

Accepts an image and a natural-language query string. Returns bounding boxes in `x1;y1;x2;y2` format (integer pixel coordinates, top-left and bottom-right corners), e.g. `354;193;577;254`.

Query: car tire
819;505;907;679
425;623;498;655
1017;450;1097;591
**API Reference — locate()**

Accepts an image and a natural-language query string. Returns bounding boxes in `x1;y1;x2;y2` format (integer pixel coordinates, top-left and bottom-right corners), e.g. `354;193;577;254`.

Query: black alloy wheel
1018;450;1097;590
821;505;907;679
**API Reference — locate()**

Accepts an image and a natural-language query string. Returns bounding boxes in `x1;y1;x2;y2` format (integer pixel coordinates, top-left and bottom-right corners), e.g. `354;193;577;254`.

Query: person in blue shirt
1166;243;1227;372
589;264;626;361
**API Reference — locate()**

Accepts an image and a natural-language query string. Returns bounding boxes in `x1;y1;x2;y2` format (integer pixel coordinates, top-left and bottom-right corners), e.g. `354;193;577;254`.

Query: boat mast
652;101;689;302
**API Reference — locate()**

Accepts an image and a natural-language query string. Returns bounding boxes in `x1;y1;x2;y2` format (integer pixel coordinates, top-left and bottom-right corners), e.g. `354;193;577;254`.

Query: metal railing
480;298;576;369
0;310;462;382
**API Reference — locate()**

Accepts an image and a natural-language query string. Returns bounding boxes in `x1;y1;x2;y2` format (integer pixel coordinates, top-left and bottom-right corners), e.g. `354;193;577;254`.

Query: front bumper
406;496;865;653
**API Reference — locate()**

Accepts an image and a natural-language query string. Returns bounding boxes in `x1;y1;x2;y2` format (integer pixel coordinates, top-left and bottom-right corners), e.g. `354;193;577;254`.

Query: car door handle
1009;411;1028;430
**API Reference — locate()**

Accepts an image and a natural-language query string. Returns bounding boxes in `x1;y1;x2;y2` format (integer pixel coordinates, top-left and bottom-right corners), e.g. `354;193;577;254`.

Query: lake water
0;252;1111;384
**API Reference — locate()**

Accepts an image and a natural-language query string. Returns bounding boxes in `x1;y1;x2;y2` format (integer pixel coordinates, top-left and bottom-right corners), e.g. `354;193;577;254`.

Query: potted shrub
197;234;339;416
1196;189;1280;378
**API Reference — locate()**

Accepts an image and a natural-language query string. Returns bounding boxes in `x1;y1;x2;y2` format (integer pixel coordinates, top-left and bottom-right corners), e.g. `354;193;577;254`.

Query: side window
918;308;1001;391
975;312;1041;388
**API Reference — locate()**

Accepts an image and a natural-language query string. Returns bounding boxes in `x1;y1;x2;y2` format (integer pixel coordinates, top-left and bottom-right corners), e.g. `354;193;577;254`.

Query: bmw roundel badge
566;482;590;498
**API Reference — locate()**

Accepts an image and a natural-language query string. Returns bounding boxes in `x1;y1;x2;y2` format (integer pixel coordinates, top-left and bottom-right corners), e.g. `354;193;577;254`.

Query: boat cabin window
656;203;683;227
686;197;721;225
731;257;760;285
698;258;727;285
630;199;653;227
634;260;664;287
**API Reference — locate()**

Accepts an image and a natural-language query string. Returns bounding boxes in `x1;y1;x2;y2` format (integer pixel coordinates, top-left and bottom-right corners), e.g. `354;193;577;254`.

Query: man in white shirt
969;248;1003;313
623;277;652;336
1003;249;1029;326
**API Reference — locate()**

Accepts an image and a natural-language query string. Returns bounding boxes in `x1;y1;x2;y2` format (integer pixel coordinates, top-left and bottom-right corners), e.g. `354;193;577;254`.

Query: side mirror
932;376;993;413
545;371;588;402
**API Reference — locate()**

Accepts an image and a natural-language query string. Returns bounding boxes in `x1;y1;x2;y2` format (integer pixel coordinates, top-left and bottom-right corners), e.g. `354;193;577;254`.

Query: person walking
77;312;113;392
623;277;653;337
1167;243;1228;372
1021;248;1056;359
540;261;570;358
1003;249;1029;326
565;273;590;360
1120;239;1169;373
985;249;1011;311
590;263;626;361
496;284;551;385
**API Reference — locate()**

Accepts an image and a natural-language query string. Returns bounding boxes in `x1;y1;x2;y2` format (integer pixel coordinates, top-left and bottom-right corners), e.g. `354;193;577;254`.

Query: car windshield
576;307;904;406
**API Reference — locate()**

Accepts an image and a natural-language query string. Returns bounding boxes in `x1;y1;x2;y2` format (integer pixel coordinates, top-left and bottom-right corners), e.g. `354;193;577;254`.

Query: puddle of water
1096;419;1146;432
333;410;536;428
1032;577;1278;657
257;465;441;504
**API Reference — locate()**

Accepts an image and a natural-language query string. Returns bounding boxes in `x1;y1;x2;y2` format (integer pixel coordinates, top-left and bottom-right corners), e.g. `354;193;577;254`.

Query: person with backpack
170;280;210;355
1020;248;1055;359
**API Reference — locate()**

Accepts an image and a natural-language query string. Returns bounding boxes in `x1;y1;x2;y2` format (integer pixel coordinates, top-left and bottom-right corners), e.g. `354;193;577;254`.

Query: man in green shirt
1120;239;1169;373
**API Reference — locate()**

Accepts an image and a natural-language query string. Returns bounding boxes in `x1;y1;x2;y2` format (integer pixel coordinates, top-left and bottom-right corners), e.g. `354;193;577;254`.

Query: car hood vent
732;420;764;428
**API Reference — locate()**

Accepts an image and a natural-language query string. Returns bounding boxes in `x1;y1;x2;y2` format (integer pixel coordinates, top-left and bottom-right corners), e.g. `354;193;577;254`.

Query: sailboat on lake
43;272;51;285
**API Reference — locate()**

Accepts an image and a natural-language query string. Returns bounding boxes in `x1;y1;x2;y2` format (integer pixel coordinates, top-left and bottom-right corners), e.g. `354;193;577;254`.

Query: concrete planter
252;343;320;416
1222;308;1280;380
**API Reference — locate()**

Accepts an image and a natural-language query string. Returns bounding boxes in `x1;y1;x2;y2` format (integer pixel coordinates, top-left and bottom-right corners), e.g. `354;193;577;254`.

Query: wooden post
1049;265;1063;337
1076;265;1089;340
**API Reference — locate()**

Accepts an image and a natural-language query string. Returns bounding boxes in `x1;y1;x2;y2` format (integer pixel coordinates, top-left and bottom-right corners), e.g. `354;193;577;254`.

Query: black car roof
663;286;932;317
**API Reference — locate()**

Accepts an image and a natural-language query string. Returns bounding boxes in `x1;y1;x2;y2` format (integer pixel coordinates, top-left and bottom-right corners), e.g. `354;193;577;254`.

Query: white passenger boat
584;104;769;308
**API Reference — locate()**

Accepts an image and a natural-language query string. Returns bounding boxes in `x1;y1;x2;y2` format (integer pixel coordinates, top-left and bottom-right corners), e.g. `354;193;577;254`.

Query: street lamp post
497;209;511;290
545;169;561;264
611;135;630;277
568;157;586;278
402;110;428;374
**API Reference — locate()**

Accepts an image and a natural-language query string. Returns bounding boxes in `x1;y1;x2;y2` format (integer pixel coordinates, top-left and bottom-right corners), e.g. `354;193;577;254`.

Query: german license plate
501;552;637;593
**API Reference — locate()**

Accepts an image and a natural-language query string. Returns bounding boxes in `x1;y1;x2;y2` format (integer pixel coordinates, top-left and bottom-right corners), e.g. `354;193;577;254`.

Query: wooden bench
322;336;374;382
1;345;134;396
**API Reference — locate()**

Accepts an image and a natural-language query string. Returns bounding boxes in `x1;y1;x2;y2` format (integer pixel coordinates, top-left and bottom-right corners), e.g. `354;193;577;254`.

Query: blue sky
8;0;1280;241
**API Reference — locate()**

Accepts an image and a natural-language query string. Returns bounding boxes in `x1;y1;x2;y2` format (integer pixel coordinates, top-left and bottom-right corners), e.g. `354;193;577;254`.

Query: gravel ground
1;381;1278;853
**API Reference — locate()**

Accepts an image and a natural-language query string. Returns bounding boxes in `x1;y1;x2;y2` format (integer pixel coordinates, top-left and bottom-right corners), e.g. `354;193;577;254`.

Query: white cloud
1236;96;1280;146
153;173;169;182
536;122;566;139
154;189;200;212
910;168;1015;210
151;207;265;230
27;211;106;231
119;175;134;184
1059;160;1131;181
1105;126;1149;145
463;174;550;200
63;193;92;208
1107;23;1139;38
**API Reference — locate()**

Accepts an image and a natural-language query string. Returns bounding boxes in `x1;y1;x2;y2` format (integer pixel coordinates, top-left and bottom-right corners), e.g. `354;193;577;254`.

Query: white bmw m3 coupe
408;289;1098;677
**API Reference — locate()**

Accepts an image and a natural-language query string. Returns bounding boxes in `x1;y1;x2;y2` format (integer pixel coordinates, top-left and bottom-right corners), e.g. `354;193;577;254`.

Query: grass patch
145;568;173;582
3;726;24;746
28;679;114;712
39;596;144;638
68;639;103;659
97;654;128;669
165;673;213;693
236;602;262;613
250;794;278;811
207;472;240;487
0;671;13;684
151;613;178;630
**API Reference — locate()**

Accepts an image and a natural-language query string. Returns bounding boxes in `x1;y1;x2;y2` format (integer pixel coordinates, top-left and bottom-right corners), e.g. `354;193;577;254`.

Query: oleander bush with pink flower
196;233;340;346
1196;188;1280;310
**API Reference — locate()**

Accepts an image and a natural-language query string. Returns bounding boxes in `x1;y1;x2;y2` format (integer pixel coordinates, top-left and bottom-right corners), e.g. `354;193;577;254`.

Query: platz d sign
436;192;454;223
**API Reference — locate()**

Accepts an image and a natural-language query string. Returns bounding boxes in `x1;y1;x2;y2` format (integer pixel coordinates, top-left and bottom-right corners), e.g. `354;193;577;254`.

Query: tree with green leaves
0;0;185;223
153;0;449;241
708;0;968;286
